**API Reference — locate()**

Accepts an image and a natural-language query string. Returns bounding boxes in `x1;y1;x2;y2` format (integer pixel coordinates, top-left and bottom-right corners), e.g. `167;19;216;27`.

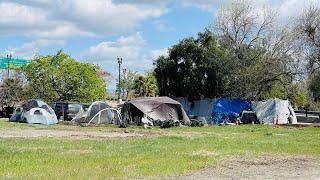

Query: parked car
52;102;88;121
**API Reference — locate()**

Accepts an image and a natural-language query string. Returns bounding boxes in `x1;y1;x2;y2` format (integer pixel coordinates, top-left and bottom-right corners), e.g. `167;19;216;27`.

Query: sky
0;0;318;92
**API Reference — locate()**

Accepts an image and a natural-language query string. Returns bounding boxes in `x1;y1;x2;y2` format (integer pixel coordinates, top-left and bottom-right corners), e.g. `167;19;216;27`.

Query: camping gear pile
10;99;58;125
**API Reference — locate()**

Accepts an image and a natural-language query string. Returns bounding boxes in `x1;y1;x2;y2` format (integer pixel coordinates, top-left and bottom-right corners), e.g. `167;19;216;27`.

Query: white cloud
149;48;169;59
0;0;166;38
277;0;320;19
82;32;167;91
117;0;228;11
82;32;166;79
4;39;65;59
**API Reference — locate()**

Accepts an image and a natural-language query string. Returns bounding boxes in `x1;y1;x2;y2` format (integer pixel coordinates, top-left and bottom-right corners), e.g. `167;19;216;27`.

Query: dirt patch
168;156;320;180
0;128;155;140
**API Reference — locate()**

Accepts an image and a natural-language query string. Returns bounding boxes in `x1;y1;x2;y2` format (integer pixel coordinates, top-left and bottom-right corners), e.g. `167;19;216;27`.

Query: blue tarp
212;98;251;123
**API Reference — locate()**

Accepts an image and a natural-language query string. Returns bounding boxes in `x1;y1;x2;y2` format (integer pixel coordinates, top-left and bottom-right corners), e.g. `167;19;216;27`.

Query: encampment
121;97;190;126
72;101;121;125
10;99;58;125
252;98;297;124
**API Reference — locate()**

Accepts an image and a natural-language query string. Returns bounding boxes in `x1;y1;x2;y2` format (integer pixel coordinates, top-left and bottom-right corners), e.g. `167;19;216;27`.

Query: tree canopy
154;30;227;100
133;71;158;97
20;50;107;103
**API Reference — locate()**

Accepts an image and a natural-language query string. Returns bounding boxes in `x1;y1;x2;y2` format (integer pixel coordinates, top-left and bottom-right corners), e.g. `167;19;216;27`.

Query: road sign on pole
0;57;31;69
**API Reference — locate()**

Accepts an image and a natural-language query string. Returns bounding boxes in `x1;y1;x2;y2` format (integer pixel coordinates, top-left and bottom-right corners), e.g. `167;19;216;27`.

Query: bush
153;120;163;127
160;119;179;128
190;119;205;127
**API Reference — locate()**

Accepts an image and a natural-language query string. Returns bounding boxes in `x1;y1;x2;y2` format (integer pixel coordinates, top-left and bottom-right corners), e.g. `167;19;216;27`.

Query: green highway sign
0;57;31;69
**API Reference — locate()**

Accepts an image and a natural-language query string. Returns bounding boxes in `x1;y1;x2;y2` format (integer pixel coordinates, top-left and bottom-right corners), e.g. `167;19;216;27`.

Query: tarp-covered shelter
175;98;216;124
212;98;252;124
252;98;297;124
121;97;190;125
10;99;58;125
72;101;121;125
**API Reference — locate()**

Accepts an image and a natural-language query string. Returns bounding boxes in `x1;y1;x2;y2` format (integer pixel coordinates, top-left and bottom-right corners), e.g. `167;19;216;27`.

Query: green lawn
0;118;320;179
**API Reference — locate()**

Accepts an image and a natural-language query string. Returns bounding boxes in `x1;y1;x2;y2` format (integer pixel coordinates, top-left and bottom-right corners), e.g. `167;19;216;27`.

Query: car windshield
68;104;81;112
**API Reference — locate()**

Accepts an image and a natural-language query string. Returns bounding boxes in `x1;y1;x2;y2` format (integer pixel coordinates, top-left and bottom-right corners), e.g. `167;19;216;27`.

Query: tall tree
20;50;107;103
214;0;301;99
154;30;227;100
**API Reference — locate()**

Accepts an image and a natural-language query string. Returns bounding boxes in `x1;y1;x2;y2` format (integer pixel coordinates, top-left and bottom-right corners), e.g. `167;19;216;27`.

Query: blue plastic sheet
212;98;251;123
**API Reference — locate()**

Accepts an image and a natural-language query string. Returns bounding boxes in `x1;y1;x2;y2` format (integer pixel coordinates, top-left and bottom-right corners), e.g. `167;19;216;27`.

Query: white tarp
252;99;297;124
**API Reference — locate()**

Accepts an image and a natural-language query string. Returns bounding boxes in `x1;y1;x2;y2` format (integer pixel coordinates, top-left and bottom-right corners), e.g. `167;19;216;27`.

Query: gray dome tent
121;96;190;126
72;101;121;125
10;99;58;125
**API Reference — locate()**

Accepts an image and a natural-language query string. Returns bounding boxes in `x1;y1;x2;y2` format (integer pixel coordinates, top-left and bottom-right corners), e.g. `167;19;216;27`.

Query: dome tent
72;101;121;125
10;99;58;125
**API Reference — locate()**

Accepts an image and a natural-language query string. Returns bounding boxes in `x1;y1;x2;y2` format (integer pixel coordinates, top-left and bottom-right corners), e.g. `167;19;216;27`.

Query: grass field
0;118;320;179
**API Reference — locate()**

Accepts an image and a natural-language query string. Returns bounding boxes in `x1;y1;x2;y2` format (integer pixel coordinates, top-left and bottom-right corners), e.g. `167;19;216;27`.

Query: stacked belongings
121;96;190;127
10;99;58;125
72;101;121;125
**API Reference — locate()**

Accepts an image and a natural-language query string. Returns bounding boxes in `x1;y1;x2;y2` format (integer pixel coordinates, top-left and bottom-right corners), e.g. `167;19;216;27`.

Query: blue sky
0;0;317;91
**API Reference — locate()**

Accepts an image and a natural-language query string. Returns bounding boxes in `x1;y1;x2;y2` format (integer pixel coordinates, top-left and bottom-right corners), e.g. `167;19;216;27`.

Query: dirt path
0;128;154;139
169;156;320;180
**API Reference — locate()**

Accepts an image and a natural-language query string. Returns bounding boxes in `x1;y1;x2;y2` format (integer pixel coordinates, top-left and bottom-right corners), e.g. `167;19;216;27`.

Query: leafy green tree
154;30;227;100
20;50;107;103
289;85;308;109
133;72;158;97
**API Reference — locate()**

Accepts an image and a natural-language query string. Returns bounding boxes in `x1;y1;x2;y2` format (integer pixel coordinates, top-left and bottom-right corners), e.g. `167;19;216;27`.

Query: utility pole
123;68;127;100
117;56;122;103
6;54;12;78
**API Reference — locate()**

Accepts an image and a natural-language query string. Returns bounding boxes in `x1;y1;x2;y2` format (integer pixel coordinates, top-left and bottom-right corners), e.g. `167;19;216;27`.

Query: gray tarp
10;99;58;125
122;97;190;125
175;98;216;124
252;98;297;124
